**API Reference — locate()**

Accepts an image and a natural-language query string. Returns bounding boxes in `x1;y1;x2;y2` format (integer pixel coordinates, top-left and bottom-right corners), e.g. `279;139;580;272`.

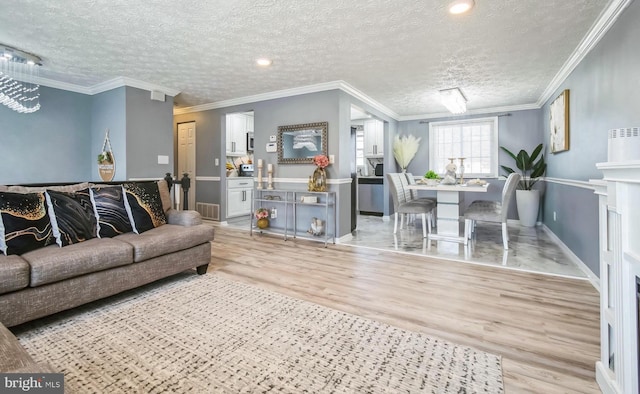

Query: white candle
258;159;263;166
268;163;273;171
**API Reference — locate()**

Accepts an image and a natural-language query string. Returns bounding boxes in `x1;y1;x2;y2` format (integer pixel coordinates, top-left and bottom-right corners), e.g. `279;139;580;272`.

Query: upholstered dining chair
405;173;437;227
387;173;436;238
463;173;521;249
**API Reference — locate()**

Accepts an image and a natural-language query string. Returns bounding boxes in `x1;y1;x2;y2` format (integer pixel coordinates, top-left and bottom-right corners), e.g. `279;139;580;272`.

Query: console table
251;189;336;247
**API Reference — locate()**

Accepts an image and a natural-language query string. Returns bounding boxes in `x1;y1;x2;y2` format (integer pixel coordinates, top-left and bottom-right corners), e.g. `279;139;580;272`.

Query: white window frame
428;116;499;178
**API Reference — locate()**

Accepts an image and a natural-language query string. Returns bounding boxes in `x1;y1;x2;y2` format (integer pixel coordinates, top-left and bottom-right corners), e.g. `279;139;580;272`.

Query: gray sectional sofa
0;181;215;373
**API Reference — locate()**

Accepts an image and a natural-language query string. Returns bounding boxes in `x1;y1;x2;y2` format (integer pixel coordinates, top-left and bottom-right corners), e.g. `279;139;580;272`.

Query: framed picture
550;89;570;153
277;122;328;164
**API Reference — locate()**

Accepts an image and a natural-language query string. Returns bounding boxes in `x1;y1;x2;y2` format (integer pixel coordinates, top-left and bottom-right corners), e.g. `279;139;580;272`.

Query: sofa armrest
166;209;203;227
1;322;54;372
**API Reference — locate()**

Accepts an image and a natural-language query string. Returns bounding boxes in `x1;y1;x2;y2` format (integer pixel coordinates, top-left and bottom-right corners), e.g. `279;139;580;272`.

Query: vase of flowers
310;154;330;192
255;208;270;229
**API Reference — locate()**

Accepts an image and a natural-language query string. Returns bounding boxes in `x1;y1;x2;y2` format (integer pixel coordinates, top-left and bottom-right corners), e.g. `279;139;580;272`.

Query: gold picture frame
550;89;570;153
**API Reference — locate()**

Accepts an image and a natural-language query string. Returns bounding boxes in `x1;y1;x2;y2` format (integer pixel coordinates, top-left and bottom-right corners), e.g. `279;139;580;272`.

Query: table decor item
255;208;270;229
392;135;421;172
309;154;330;191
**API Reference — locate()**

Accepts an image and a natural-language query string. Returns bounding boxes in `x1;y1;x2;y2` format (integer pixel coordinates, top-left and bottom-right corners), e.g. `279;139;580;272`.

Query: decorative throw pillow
123;182;167;233
157;179;172;213
46;189;97;246
90;186;133;238
0;192;55;255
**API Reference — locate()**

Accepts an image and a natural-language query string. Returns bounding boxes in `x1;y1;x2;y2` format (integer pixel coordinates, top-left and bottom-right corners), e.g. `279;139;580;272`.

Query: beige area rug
15;273;504;393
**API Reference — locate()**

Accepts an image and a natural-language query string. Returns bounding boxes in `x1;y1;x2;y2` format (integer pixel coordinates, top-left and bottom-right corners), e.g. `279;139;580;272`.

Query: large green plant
500;143;547;190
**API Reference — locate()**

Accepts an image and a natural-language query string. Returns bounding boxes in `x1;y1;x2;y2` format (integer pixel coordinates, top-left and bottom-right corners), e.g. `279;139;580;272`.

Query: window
428;117;498;178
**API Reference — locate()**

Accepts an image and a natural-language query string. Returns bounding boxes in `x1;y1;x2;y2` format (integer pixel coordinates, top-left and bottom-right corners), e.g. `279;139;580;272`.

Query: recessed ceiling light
256;58;272;67
449;0;474;14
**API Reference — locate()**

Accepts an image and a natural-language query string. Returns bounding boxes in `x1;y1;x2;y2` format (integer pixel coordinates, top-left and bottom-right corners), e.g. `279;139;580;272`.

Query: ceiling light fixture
0;43;42;114
448;0;475;14
439;87;467;114
256;58;272;67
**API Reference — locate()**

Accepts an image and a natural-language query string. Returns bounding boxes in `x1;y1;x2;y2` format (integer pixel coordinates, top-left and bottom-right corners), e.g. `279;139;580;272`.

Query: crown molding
173;80;400;119
537;0;633;106
173;81;345;115
24;75;180;97
399;103;540;121
29;76;93;95
90;76;180;97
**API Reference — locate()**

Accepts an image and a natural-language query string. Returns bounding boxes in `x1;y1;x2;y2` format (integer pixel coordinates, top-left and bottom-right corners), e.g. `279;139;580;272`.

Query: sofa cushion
123;182;167;233
0;192;56;256
0;254;30;295
22;238;134;287
90;186;133;238
115;224;214;263
46;189;98;246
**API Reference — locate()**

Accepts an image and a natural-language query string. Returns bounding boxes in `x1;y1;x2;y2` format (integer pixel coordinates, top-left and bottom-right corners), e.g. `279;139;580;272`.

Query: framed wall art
550;89;570;153
277;122;328;164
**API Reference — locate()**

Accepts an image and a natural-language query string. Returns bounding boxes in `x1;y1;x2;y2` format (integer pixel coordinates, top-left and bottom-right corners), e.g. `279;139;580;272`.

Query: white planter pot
516;189;540;227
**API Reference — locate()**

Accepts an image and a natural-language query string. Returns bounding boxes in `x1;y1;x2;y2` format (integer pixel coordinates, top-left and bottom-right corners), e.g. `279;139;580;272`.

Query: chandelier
439;87;467;114
0;44;42;113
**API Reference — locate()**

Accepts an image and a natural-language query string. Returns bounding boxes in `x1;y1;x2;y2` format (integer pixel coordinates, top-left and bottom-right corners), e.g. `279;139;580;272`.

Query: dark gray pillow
46;189;97;246
90;186;133;237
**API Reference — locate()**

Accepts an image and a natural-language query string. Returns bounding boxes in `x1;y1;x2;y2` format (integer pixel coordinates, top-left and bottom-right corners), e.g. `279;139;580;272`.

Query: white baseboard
336;233;353;243
542;224;600;292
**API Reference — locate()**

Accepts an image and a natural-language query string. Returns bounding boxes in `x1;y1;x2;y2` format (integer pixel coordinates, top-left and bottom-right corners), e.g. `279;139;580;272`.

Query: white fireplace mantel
592;161;640;394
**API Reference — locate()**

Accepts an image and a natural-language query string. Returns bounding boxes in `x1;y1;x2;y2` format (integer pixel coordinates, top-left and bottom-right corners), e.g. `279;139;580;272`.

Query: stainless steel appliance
238;164;254;177
246;132;254;151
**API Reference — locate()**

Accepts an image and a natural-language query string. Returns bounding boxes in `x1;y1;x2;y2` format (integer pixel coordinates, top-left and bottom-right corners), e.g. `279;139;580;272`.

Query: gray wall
542;0;640;277
91;87;126;181
0;86;92;184
1;85;174;186
125;87;175;179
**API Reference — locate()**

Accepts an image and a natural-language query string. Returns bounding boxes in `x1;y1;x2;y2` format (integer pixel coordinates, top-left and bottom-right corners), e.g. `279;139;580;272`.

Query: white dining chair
464;173;521;249
387;173;435;238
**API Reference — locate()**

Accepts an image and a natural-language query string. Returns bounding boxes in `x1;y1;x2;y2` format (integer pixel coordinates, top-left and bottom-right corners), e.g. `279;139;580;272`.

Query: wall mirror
277;122;328;164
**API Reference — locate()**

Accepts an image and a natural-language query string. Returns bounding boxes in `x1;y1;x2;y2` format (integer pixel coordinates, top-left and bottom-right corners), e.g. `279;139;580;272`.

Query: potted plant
423;170;441;186
500;143;547;227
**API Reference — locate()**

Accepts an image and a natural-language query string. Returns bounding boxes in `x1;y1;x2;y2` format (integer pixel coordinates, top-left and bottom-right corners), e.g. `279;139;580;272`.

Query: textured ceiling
0;0;609;117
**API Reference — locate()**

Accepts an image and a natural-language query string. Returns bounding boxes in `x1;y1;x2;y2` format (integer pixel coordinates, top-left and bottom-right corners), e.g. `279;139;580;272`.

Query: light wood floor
208;225;601;393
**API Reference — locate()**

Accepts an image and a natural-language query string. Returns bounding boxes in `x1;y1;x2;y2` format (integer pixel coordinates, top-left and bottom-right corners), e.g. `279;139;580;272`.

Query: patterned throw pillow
0;192;55;255
46;189;97;246
123;182;167;233
90;186;133;238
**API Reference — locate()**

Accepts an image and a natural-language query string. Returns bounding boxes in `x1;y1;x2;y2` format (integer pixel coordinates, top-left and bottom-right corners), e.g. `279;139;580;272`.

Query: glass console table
251;189;336;247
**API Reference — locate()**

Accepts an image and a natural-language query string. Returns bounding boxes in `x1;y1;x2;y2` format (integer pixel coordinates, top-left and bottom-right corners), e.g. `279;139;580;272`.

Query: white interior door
178;122;196;210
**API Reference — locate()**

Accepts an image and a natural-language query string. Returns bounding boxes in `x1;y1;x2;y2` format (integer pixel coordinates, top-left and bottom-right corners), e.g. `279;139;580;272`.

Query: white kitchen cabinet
227;178;254;218
226;114;248;156
246;114;254;132
364;119;384;157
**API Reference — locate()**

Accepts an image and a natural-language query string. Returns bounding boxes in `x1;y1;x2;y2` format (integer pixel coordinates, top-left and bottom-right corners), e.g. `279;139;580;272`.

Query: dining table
407;182;489;243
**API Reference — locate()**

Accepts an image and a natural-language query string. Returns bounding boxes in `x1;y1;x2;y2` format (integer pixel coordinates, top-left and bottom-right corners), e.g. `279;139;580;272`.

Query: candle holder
458;158;466;185
256;162;263;189
267;165;274;190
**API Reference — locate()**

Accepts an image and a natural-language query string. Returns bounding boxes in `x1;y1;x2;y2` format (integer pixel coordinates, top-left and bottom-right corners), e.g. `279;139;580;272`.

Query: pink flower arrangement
255;208;269;219
313;154;330;169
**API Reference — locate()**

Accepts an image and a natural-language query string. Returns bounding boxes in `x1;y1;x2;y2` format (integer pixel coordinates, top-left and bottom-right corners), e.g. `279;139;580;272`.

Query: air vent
608;127;640;162
196;203;220;221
